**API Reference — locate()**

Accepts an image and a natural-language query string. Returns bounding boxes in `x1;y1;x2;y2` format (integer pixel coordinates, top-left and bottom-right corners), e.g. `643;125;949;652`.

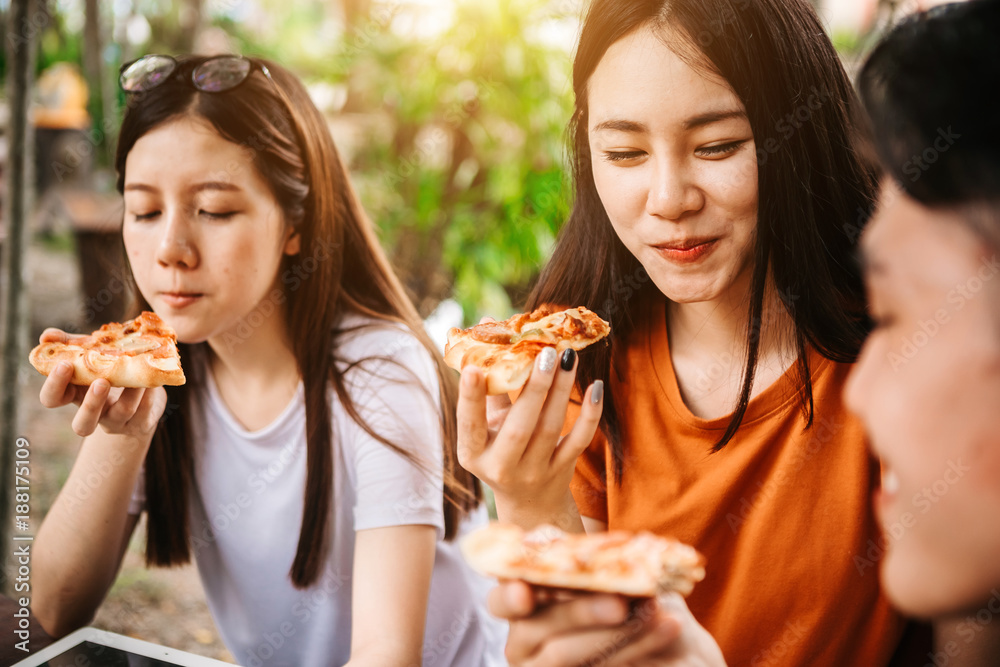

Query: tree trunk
178;0;204;52
1;0;38;596
83;0;111;167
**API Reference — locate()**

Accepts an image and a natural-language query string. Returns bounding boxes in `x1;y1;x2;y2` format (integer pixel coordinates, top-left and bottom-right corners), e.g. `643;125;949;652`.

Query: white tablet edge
11;626;233;666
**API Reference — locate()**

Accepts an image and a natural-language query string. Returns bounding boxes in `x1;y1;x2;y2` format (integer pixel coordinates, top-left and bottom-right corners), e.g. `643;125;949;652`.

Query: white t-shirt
133;317;506;667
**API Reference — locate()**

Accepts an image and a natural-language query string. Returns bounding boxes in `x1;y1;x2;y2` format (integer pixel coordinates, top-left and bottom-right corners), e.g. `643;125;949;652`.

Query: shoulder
333;312;440;394
335;313;427;360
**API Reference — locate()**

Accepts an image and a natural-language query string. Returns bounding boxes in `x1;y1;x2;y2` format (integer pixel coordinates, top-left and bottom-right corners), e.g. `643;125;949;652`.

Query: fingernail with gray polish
539;347;558;373
591;380;604;404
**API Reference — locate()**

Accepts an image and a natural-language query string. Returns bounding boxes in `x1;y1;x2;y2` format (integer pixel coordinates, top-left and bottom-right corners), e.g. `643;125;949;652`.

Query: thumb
39;327;72;343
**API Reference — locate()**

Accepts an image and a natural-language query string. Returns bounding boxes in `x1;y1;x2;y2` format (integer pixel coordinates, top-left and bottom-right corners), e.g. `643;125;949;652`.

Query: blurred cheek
883;477;1000;616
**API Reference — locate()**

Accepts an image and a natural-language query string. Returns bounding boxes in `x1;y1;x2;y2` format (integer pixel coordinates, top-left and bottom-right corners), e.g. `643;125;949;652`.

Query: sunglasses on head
119;54;274;94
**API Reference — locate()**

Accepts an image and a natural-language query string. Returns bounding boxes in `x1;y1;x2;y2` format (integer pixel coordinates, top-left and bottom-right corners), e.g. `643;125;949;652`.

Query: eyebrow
591;109;747;134
591;119;648;134
683;109;747;130
123;182;243;194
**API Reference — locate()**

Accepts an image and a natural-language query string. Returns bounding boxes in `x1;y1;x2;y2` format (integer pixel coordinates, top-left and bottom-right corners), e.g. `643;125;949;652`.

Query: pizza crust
461;523;705;597
444;305;610;395
29;312;186;388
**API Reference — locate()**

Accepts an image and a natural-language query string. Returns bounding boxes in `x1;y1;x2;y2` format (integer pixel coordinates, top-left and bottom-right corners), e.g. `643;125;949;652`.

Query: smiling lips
654;238;719;263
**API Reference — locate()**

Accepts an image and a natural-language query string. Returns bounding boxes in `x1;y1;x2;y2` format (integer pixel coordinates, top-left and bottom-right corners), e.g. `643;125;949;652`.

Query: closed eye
603;150;646;163
132;211;160;221
696;140;748;158
200;210;238;220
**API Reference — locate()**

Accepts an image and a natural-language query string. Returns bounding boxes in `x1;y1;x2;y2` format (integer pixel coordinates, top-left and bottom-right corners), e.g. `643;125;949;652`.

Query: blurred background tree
328;0;575;320
2;0;579;325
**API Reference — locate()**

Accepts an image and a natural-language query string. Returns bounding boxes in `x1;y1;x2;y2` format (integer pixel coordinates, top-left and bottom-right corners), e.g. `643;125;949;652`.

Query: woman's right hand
455;344;604;528
37;328;168;440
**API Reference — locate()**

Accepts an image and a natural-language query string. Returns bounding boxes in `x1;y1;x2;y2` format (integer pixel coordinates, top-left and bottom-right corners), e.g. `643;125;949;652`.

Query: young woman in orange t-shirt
456;0;911;664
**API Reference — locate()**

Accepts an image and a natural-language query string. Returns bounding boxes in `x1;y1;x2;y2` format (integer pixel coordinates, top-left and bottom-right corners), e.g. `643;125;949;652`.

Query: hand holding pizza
37;328;169;441
455;334;604;529
490;581;726;667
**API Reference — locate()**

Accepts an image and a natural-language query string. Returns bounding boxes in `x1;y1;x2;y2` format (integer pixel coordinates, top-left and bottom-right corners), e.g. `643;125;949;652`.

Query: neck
666;272;796;367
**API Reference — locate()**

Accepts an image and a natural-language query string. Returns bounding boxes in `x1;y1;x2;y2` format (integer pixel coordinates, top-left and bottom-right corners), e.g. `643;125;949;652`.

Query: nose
645;157;704;220
155;208;199;269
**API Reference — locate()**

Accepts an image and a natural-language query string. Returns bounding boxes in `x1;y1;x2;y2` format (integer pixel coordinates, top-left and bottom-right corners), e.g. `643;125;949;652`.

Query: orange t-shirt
570;295;903;666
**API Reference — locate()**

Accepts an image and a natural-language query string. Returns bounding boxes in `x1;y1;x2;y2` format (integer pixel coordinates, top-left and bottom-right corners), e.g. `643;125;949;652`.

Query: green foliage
12;0;577;324
335;0;575;322
831;28;862;55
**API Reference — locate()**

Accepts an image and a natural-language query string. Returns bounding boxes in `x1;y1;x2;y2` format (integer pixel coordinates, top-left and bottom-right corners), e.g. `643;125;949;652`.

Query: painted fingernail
538;347;558;373
560;348;576;371
591;380;604;404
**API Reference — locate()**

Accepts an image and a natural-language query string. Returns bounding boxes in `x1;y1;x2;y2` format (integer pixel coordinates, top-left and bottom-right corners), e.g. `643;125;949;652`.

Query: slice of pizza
444;305;611;395
461;523;705;597
29;311;186;388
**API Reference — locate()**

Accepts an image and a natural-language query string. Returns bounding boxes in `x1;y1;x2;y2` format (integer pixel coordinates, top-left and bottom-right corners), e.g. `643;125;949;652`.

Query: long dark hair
529;0;877;477
115;56;480;588
859;0;1000;248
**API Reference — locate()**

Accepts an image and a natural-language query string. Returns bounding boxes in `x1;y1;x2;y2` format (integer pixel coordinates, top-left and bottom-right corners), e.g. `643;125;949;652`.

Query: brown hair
530;0;877;477
115;56;480;587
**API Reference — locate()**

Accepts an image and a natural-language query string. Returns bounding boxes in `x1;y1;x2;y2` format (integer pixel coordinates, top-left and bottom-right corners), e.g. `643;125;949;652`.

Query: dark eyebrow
591;109;747;135
682;109;747;130
591;119;648;134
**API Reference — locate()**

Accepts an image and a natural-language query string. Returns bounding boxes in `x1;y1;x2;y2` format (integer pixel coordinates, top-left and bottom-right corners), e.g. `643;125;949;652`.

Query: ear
284;229;301;256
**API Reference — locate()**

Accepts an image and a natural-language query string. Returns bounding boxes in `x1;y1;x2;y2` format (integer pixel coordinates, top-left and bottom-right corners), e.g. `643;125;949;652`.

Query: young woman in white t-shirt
31;54;503;667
